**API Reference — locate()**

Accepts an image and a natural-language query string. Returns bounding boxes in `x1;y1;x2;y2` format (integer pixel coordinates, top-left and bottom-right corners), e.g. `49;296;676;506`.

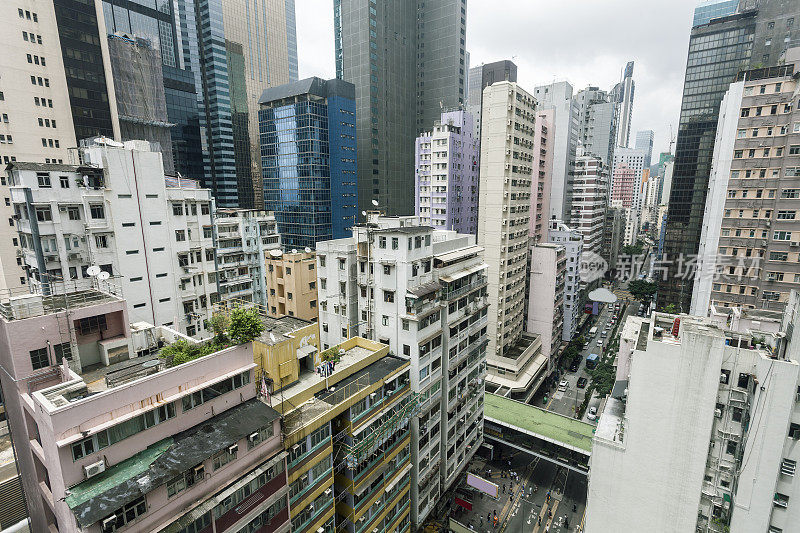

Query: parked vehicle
558;380;568;392
597;339;603;347
577;377;588;388
589;326;598;336
587;406;598;421
586;353;599;369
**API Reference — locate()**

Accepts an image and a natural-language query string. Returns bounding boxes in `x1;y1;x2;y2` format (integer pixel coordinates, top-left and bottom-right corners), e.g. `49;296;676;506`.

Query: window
29;347;49;370
182;372;251;411
725;440;737;456
172;203;184;215
781;458;797;477
379;236;386;248
790;145;800;155
384;290;394;303
90;204;105;219
95;235;108;248
790;423;800;439
774;493;789;508
100;496;147;532
35;206;52;222
175;230;186;241
60;175;70;188
37;173;51;188
247;423;275;449
166;465;204;498
319;255;326;267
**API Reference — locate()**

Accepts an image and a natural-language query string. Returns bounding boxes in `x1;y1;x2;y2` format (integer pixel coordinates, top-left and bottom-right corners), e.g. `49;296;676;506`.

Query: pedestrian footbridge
483;393;594;475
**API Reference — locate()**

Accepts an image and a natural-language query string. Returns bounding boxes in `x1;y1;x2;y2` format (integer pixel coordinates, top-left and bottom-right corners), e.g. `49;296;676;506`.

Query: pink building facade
611;164;636;209
0;281;287;533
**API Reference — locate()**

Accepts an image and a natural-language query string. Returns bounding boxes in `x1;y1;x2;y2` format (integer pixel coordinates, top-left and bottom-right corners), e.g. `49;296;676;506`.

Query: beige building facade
266;251;319;321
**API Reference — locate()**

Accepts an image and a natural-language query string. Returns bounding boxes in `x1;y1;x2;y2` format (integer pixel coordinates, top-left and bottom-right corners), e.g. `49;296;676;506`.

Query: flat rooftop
258;315;312;345
0;287;122;321
281;348;406;435
484;393;595;454
66;399;279;528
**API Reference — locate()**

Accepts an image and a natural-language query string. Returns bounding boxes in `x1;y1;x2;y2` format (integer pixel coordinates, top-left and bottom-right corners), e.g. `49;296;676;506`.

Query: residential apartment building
531;109;554;243
466;60;518;148
525;243;565;361
415;109;479;235
612;147;647;245
533;81;580;221
603;207;626;275
316;215;487;526
8;140;217;339
334;0;466;215
215;209;281;307
547;220;583;341
479;81;547;398
0;279;289;533
586;296;800;533
265;250;319;321
692;59;800;315
265;335;412;533
660;0;800;311
260;77;357;248
570;149;609;262
574;86;617;167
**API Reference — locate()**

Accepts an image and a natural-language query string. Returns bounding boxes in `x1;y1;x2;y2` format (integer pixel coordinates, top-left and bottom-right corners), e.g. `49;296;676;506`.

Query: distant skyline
296;0;701;158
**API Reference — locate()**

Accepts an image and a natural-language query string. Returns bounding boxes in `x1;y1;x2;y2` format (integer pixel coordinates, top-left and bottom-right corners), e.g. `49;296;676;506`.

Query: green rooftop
484;393;594;453
65;438;173;510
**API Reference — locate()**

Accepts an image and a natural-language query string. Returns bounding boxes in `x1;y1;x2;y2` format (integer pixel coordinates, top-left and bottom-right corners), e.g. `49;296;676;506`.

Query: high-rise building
612;147;647;245
634;129;655;168
603;206;626;274
316;215;487;526
547;220;583;341
415;110;479;235
525;243;565;361
466;60;518;146
264;250;320;321
586;297;800;533
692;59;800;315
479;81;547;397
259;77;358;249
570;149;609;263
659;0;800;311
8;140;217;339
214;209;281;307
574;86;617;166
531;109;554;243
534;81;580;222
335;0;467;216
612;61;635;148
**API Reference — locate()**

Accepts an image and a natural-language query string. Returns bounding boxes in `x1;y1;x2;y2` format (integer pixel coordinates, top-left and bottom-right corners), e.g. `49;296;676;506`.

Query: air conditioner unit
248;432;259;442
714;409;722;418
228;444;238;455
194;464;205;477
791;241;800;247
59;206;67;212
102;516;117;529
720;373;728;384
324;488;333;497
84;460;106;479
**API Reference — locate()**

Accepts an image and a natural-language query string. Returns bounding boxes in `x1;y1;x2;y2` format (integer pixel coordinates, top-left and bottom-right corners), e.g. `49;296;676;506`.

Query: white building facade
586;299;800;533
547;220;583;340
525;243;565;361
316;215;487;527
8;140;217;338
214;209;280;307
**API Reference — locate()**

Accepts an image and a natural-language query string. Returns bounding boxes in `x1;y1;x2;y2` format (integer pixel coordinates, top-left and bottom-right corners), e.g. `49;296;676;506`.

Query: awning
406;281;440;298
297;344;317;359
384;464;412;493
436;246;481;264
439;263;487;283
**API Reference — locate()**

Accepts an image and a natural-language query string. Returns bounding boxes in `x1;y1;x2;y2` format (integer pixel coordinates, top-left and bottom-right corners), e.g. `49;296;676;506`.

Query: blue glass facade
692;0;738;27
259;78;357;249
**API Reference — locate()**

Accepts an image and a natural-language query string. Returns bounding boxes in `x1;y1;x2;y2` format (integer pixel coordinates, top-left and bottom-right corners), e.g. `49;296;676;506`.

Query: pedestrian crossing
531;495;560;533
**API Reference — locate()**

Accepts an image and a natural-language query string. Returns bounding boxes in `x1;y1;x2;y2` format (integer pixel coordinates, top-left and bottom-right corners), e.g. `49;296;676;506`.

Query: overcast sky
296;0;700;157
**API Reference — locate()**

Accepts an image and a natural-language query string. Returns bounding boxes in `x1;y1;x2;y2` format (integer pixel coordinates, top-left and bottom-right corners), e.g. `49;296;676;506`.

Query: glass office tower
260;78;357;249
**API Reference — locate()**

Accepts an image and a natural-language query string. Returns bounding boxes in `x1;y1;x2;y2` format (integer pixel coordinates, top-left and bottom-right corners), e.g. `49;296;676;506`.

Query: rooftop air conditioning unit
102;516;117;529
194;464;205;477
248;432;259;442
84;460;106;479
228;444;238;455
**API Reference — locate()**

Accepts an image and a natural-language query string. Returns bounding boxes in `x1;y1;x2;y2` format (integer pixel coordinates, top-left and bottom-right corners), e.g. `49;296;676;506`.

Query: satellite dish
269;249;283;257
270;333;277;343
87;265;101;276
361;211;367;216
371;199;379;207
304;247;311;253
291;249;297;254
97;271;110;281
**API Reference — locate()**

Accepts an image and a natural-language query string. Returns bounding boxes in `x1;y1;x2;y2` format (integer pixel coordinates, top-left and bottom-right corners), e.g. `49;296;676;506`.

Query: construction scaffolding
107;33;175;173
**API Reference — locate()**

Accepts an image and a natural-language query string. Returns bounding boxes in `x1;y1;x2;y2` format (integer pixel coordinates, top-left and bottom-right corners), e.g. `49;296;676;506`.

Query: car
583;342;590;350
587;406;598;420
558;380;568;392
601;330;608;338
577;377;588;388
597;339;604;346
570;361;579;372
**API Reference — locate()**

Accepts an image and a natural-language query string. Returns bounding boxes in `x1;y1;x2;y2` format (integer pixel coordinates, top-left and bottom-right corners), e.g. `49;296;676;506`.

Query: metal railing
0;278;122;320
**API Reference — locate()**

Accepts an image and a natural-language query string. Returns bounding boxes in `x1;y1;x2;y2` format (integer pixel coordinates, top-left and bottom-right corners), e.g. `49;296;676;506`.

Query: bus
586;353;599;369
589;327;598;337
